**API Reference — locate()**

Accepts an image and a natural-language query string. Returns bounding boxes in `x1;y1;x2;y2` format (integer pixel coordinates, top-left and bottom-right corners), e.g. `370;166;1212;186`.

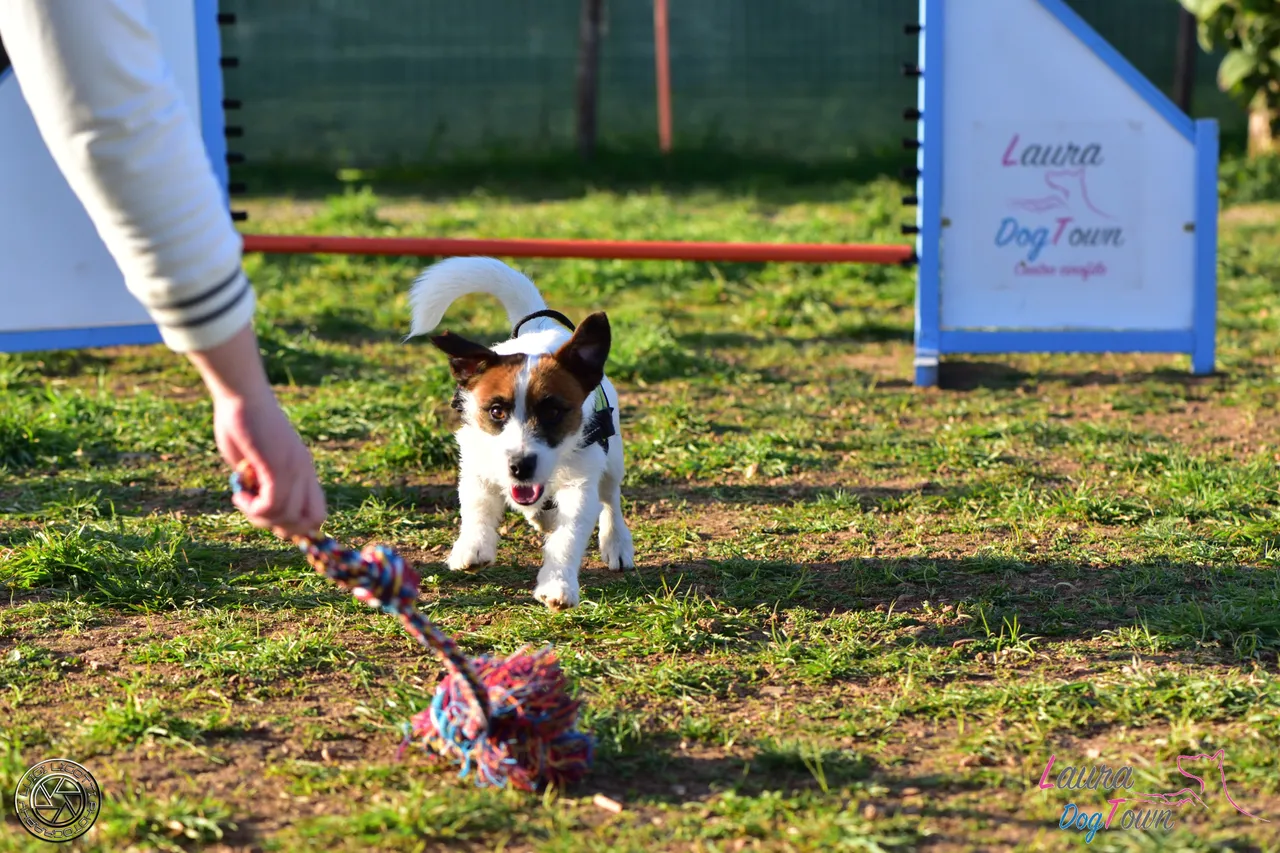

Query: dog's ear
429;331;503;385
554;312;611;393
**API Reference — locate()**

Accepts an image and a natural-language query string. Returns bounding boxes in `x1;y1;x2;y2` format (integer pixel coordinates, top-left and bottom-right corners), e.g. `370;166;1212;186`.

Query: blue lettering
996;217;1019;247
1059;804;1105;843
994;217;1049;262
1083;811;1104;843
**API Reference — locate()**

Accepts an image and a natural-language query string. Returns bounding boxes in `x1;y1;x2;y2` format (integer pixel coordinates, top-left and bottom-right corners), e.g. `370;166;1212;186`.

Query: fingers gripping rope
229;462;593;791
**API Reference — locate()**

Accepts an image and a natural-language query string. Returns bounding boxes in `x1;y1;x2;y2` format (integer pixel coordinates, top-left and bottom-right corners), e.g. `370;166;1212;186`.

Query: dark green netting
218;0;1242;169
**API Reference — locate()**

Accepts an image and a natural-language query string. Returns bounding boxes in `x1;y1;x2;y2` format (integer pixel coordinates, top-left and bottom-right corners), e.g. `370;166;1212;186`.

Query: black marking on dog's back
581;404;615;452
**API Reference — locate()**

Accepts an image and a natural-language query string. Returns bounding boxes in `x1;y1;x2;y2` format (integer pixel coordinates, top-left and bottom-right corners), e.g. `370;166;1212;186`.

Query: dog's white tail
406;256;548;337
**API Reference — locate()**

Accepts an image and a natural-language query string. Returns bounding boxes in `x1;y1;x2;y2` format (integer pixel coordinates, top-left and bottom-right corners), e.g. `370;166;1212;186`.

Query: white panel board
939;0;1195;331
0;1;201;335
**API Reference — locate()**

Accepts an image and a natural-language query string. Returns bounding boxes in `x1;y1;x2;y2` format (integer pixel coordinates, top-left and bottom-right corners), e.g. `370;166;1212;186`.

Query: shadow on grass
0;479;955;525
592;734;883;802
938;360;1221;392
428;552;1280;665
5;476;1279;660
256;322;373;386
231;145;913;206
581;732;1061;847
0;349;118;380
9;513;1276;662
676;326;914;350
0;525;350;612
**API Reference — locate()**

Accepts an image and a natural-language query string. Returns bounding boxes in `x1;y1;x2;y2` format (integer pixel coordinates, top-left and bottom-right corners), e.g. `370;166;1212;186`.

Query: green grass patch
2;169;1280;849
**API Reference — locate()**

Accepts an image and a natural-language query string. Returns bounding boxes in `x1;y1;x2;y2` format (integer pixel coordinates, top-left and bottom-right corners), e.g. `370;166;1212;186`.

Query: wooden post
1173;5;1197;114
653;0;672;152
575;0;604;159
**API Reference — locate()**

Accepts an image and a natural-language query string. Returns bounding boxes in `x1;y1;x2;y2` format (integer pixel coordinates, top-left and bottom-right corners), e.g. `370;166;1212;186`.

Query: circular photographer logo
13;759;101;843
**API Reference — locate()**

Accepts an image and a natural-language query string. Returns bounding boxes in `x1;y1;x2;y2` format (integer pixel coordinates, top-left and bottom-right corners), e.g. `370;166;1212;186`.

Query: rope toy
229;462;593;791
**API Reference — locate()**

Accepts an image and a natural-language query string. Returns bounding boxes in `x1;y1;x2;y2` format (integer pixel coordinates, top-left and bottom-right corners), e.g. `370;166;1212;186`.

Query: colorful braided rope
229;463;593;791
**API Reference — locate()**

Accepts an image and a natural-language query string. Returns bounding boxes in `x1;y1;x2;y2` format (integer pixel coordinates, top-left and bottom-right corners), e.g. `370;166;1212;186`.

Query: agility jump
0;0;1218;390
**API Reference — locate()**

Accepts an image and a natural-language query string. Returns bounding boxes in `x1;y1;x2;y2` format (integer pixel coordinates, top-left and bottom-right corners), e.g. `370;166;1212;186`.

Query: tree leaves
1219;48;1259;92
1183;1;1280;108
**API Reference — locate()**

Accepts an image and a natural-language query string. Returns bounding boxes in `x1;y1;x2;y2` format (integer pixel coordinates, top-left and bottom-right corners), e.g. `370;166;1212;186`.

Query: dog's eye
537;401;565;423
488;405;507;422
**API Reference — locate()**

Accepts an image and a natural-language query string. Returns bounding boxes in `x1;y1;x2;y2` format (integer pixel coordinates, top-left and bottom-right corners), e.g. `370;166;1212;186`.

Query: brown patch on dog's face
429;331;525;435
467;358;527;436
428;315;611;445
525;359;589;448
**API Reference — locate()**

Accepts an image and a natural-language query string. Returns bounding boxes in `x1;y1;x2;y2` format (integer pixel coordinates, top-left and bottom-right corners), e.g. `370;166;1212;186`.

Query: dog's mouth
511;484;545;506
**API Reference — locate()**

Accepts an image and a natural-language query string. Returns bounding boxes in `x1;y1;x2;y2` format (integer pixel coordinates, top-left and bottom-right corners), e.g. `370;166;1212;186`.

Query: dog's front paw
600;527;635;571
533;578;580;612
446;534;496;571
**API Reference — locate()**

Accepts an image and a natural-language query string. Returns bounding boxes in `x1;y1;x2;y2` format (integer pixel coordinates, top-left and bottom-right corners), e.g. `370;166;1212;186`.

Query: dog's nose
509;454;537;481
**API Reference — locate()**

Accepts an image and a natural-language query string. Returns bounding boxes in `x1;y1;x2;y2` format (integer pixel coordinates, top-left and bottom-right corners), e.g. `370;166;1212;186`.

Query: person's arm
0;0;251;351
186;324;327;538
0;0;325;536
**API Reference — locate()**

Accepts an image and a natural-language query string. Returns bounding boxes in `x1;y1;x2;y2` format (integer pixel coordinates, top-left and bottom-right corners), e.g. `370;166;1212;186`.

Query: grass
2;157;1280;851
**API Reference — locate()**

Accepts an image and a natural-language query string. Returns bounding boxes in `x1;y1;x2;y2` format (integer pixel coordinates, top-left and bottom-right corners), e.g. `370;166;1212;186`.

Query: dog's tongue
511;484;544;505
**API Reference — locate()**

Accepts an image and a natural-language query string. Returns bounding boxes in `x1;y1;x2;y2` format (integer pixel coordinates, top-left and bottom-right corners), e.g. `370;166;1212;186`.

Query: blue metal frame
1036;0;1195;143
939;330;1194;355
0;325;163;354
0;1;227;354
194;0;230;204
913;0;944;388
913;0;1219;386
1192;119;1219;375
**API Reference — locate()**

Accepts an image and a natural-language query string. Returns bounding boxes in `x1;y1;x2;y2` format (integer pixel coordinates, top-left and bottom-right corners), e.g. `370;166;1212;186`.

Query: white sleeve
0;0;255;353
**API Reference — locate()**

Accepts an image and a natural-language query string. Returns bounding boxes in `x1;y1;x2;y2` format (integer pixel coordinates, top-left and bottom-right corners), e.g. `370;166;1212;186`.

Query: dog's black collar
450;309;615;452
511;309;576;338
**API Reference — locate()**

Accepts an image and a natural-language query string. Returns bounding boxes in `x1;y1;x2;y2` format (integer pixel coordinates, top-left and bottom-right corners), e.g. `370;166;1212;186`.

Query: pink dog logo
1039;749;1265;843
1008;168;1114;220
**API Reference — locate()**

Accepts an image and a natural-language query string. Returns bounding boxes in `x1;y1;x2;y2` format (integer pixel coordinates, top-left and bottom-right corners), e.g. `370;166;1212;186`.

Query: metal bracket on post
218;11;247;223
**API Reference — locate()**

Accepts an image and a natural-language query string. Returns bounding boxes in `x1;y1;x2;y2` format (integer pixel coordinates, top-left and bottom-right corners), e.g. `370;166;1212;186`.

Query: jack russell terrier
407;257;635;611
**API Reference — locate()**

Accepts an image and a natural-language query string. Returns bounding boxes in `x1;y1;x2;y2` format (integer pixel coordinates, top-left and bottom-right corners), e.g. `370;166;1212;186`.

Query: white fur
406;257;635;611
409;256;549;338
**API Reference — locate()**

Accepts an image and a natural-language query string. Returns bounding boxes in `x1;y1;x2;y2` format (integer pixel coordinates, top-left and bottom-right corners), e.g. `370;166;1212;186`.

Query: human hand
213;388;327;539
186;324;327;539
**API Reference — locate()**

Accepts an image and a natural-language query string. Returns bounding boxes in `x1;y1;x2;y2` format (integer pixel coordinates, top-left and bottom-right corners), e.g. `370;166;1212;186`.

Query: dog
406;257;635;611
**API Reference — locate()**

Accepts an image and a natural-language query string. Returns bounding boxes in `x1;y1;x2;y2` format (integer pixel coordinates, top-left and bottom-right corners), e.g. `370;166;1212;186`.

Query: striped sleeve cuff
145;267;258;353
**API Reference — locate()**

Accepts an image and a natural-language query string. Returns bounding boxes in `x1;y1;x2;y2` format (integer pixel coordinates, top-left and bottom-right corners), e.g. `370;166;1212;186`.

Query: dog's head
429;312;611;507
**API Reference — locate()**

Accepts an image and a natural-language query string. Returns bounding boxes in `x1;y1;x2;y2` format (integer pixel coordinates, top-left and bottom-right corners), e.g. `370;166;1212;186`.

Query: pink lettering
1039;755;1058;789
1003;134;1020;167
1105;798;1126;828
1053;217;1073;245
1059;262;1108;282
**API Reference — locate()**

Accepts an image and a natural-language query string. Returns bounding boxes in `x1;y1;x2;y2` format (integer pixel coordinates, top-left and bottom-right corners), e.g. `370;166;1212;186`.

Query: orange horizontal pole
240;234;915;265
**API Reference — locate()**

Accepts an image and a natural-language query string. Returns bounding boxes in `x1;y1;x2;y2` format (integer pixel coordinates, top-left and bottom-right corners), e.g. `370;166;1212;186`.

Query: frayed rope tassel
230;463;593;791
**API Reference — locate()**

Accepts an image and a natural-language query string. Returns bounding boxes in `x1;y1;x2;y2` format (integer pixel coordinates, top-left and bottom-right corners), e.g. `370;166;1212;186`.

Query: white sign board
975;122;1141;292
911;0;1217;386
0;1;224;351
